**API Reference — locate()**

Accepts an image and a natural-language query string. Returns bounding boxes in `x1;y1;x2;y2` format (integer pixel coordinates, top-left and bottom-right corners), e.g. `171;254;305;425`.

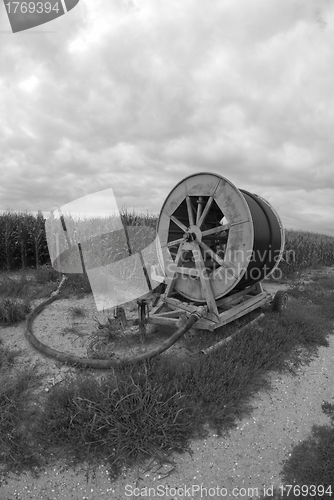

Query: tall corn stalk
0;211;17;271
31;210;47;269
14;212;35;270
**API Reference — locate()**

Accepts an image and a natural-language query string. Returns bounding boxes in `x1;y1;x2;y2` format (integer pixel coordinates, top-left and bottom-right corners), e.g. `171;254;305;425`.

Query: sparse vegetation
0;297;31;325
68;306;86;318
288;274;334;320
0;342;42;474
0;338;19;369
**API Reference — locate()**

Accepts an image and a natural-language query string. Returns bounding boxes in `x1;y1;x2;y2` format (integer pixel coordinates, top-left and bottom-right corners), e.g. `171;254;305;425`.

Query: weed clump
39;369;194;478
0;365;42;475
0;340;19;369
0;297;31;325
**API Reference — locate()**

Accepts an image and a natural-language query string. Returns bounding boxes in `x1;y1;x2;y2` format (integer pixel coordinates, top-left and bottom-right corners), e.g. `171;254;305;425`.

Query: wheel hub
183;225;202;243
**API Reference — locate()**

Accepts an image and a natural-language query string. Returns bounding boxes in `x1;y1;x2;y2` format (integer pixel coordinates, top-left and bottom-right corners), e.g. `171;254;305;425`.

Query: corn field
0;210;50;271
0;209;333;276
0;209;157;272
279;229;334;276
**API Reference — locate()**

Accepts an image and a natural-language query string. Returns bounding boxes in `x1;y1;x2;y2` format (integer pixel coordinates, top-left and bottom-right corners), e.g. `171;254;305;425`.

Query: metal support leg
137;299;149;343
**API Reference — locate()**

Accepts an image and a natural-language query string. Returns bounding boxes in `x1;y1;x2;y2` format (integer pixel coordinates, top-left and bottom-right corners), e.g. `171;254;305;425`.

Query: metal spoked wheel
156;172;285;305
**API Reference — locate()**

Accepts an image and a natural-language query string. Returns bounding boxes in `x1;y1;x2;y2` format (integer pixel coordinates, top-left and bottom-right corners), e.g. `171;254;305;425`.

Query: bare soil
0;267;333;499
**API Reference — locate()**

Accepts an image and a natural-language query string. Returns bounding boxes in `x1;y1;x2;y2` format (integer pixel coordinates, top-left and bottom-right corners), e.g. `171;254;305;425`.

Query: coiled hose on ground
24;275;205;369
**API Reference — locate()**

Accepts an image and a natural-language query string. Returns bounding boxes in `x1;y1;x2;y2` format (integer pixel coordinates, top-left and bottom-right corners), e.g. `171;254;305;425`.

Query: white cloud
0;0;333;235
18;75;39;92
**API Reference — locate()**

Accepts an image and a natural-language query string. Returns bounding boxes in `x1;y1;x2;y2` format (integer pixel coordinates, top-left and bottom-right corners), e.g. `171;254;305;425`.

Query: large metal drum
157;172;284;303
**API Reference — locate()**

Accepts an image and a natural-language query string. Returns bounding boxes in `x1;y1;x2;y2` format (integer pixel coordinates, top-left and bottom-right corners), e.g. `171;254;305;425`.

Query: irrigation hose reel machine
25;172;288;367
148;171;287;332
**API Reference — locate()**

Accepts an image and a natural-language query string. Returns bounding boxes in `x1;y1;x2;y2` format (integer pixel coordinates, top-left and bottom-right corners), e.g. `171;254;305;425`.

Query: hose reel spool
157;172;284;305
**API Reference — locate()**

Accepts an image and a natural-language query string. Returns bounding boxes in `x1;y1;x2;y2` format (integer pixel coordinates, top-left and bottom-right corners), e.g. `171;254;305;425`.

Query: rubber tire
272;290;288;312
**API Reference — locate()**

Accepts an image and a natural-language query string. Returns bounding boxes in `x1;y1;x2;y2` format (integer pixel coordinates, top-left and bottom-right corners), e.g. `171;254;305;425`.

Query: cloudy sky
1;0;333;236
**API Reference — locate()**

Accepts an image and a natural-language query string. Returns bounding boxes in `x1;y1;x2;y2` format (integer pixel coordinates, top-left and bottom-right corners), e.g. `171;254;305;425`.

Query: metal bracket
137;298;149;340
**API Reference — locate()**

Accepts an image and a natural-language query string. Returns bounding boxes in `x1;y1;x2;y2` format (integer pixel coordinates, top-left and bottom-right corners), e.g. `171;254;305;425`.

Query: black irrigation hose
24;275;204;369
